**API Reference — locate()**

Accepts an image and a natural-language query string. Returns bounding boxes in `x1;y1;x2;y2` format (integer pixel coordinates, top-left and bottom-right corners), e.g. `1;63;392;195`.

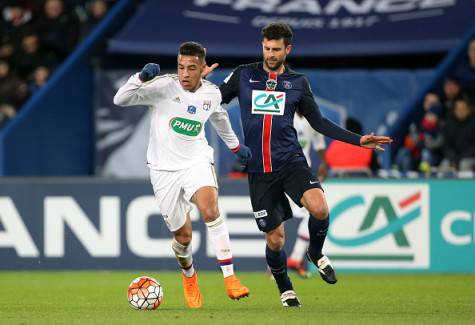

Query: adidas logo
173;96;181;103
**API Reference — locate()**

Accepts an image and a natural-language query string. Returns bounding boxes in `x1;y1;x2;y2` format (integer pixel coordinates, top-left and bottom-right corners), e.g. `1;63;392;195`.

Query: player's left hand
202;62;219;78
360;133;393;151
318;162;328;182
139;63;160;82
234;144;252;164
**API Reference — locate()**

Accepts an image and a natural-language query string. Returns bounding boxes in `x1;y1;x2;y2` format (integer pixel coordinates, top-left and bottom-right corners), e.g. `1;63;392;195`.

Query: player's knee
200;206;219;222
174;230;192;246
266;231;285;251
308;204;329;220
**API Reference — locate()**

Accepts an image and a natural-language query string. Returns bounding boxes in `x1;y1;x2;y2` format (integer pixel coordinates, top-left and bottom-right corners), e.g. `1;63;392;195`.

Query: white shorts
150;162;218;232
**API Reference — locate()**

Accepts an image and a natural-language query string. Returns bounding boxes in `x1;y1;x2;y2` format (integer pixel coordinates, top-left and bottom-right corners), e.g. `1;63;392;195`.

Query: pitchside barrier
0;178;474;272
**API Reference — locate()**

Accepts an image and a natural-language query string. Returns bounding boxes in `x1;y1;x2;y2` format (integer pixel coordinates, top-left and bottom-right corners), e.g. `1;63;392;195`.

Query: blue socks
308;215;329;260
266;245;293;294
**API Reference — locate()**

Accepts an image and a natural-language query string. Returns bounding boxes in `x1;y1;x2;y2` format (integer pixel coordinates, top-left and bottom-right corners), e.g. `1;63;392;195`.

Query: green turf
0;272;474;324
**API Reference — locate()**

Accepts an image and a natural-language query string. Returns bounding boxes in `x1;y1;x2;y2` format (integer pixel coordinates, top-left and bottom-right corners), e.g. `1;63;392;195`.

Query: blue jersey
220;62;360;174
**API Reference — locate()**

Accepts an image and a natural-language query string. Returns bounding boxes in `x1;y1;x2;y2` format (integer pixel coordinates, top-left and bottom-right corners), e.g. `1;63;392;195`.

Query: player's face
468;40;475;65
178;54;204;92
262;38;291;72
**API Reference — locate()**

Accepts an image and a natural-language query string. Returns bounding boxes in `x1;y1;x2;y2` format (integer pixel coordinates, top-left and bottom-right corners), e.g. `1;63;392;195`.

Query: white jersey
114;73;239;171
294;114;326;166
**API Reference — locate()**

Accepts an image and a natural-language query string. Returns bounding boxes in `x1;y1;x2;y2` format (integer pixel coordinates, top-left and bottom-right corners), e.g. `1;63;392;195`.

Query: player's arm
209;105;252;163
219;66;241;105
113;63;165;107
299;78;392;150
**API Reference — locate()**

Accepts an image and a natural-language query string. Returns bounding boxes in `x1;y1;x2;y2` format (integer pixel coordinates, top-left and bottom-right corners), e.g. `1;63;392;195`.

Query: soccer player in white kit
287;112;328;277
114;42;251;308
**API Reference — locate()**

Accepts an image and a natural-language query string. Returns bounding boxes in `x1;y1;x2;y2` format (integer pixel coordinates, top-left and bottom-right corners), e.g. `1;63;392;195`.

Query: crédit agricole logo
324;184;429;269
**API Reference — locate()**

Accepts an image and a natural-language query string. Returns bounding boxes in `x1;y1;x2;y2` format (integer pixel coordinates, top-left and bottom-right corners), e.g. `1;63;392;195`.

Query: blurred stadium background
1;1;475;321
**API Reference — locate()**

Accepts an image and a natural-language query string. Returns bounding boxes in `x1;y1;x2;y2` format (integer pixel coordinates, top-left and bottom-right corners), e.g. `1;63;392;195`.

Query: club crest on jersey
266;79;277;91
202;100;211;111
187;105;197;114
251;90;286;116
283;80;292;89
258;218;267;228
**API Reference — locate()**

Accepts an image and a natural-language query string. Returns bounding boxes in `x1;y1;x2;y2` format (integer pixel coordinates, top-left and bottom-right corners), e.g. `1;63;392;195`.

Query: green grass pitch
0;271;474;324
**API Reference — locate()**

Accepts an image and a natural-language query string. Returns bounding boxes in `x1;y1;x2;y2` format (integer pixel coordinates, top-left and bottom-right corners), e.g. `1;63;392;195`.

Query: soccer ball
127;276;163;310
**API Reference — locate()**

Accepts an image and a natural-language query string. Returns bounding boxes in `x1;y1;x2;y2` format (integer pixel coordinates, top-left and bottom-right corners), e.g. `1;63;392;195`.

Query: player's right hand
201;62;219;78
139;63;160;82
360;133;393;151
234;144;252;165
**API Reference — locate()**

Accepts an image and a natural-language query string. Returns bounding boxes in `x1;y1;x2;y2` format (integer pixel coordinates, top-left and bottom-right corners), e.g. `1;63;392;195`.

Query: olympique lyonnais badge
203;100;211;111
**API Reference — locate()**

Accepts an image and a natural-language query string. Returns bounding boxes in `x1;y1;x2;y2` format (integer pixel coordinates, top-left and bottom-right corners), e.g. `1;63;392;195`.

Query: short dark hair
178;41;205;62
456;94;475;110
261;22;293;46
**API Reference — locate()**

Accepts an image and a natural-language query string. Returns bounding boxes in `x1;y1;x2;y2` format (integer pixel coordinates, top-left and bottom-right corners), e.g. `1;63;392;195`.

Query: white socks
172;238;195;277
290;236;309;262
290;215;310;262
206;216;234;278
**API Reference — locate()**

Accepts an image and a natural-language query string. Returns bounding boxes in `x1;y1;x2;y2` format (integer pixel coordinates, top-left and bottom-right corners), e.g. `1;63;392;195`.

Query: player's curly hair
261;22;293;46
179;41;206;62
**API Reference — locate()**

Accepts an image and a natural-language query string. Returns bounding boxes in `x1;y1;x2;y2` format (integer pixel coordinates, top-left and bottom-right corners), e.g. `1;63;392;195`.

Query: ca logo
251;90;286;116
324;184;429;269
329;193;421;247
254;93;283;110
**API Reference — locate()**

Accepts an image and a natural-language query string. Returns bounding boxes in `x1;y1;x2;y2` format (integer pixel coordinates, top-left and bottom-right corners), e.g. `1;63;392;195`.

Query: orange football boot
182;272;202;308
287;258;311;278
224;274;250;300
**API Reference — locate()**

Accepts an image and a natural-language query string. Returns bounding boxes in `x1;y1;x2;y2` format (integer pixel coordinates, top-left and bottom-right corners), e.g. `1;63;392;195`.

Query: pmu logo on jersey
324;184;429;269
251;90;286;116
169;117;202;137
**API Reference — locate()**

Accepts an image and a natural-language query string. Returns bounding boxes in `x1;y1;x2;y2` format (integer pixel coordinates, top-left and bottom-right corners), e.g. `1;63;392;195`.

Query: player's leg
150;168;202;308
301;188;337;284
186;163;249;300
284;162;337;284
172;214;194;277
172;213;202;308
266;223;301;307
249;171;301;307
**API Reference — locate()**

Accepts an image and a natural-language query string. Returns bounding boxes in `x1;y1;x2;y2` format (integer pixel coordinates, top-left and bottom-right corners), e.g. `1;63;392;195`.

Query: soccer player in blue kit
204;22;392;307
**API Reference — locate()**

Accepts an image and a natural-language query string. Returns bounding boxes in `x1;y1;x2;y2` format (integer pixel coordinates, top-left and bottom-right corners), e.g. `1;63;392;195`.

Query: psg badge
258;218;267;228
